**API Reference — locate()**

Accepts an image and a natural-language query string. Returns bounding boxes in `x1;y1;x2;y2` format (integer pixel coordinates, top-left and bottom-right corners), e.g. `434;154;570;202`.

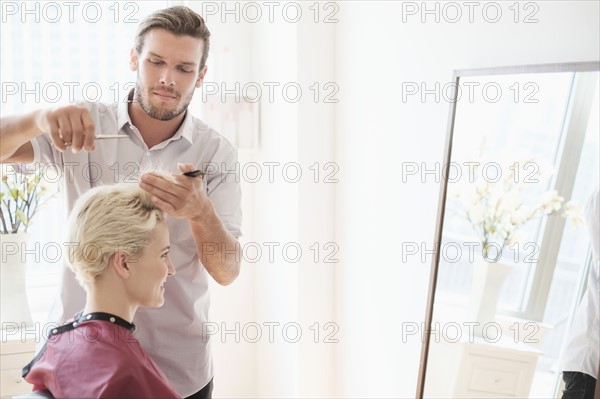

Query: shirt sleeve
206;147;243;238
12;133;65;180
584;188;599;263
30;134;61;165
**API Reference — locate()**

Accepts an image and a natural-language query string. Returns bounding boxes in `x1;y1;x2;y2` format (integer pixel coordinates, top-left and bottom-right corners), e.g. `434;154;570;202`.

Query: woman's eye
149;59;162;65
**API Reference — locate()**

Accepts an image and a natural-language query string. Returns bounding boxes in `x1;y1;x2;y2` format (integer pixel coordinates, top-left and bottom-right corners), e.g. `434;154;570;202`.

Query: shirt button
146;152;151;157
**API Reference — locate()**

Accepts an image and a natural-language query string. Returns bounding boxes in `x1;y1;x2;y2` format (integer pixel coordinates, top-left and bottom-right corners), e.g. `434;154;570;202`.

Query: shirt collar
173;109;194;144
117;90;134;132
117;90;194;145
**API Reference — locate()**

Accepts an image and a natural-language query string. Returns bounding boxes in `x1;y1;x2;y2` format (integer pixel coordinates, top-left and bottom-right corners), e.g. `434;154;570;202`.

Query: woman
23;183;180;398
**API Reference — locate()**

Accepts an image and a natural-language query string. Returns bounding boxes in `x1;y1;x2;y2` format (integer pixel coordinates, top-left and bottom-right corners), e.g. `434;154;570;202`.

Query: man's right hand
36;105;97;153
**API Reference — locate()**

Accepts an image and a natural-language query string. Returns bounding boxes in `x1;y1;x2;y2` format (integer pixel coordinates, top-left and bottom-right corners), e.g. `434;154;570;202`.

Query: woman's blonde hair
66;183;166;288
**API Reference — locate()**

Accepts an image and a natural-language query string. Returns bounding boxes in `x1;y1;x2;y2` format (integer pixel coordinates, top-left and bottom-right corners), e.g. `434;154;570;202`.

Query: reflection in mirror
421;63;599;398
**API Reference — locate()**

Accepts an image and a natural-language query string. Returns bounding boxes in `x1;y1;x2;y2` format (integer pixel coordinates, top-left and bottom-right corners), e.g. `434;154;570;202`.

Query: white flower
468;204;485;225
540;190;564;214
507;230;527;246
562;201;585;226
0;168;56;234
510;207;530;226
475;181;490;198
500;217;516;234
451;145;582;261
497;190;521;214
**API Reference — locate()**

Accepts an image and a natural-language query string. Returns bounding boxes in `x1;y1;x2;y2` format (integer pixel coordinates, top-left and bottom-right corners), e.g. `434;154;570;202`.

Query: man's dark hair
134;6;210;69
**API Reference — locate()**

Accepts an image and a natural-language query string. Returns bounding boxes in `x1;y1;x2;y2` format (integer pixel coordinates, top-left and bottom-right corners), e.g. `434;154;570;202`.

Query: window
1;0;172;324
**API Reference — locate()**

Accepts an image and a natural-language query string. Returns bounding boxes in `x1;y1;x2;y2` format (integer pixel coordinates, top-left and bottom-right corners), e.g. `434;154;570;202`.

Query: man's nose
160;69;175;86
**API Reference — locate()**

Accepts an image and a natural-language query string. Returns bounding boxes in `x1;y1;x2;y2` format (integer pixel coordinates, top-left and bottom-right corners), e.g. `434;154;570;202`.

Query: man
561;188;599;399
0;6;242;399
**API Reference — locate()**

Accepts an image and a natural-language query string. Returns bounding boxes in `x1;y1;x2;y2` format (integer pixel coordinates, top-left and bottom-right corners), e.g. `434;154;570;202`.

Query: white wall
333;1;599;397
187;1;599;398
193;1;337;397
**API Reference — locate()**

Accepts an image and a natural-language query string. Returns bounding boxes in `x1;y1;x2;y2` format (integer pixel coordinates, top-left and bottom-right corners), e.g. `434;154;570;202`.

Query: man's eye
149;59;162;65
179;67;193;73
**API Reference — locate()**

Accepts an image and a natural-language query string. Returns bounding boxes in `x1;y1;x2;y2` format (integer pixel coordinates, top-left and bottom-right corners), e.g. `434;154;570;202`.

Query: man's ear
111;251;130;279
195;65;208;88
130;48;139;71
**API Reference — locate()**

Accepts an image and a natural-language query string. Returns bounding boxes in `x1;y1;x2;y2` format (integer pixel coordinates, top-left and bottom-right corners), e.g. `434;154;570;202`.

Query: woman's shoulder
73;320;143;351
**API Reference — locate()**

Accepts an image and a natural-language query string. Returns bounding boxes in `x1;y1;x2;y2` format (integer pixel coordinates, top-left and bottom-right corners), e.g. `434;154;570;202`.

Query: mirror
417;62;600;398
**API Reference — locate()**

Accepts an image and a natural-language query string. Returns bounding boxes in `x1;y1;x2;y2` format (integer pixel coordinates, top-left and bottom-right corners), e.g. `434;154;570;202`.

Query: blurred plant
449;152;583;261
1;165;56;234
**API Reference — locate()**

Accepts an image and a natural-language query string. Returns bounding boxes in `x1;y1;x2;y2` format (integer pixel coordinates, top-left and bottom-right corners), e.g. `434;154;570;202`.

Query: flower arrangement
0;165;56;234
450;154;583;261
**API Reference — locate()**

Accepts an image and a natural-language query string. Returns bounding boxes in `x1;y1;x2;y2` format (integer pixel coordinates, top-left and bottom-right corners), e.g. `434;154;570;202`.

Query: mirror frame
415;60;600;399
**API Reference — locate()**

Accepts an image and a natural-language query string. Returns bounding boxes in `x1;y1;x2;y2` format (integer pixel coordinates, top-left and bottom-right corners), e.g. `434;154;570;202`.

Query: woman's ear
111;251;130;279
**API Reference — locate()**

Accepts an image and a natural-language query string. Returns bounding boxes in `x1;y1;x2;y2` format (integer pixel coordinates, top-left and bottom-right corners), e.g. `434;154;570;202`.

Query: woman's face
126;221;175;308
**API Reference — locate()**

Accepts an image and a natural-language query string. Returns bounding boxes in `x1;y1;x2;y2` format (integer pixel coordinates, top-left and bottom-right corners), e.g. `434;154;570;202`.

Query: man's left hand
139;163;209;221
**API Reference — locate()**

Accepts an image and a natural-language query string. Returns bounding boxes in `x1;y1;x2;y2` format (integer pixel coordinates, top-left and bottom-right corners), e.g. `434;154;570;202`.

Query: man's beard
135;82;194;121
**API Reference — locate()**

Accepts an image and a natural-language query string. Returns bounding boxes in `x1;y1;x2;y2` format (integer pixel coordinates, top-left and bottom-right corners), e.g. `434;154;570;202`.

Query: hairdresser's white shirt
30;94;242;397
561;189;599;379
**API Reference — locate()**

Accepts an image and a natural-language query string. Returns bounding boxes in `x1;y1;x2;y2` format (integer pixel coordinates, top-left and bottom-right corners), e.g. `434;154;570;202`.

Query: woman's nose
167;257;176;276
